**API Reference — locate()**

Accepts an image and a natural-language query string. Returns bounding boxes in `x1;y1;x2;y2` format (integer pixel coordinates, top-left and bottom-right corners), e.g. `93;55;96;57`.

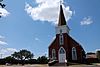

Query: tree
4;56;15;64
11;49;34;61
37;56;48;64
0;0;5;8
11;49;34;65
96;50;100;61
0;0;6;18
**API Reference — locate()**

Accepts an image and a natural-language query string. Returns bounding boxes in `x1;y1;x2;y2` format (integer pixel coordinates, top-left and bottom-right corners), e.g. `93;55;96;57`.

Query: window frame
59;29;64;45
52;49;56;60
72;47;77;60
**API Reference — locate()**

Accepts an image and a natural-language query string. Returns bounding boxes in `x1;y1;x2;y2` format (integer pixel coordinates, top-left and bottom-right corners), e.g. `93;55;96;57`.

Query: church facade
48;5;86;63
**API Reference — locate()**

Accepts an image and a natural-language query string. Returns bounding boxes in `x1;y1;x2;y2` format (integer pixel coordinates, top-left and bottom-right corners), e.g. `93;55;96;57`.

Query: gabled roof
58;5;66;26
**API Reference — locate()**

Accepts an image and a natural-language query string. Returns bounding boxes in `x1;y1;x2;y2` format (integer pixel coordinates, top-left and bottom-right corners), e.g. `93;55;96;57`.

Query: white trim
55;25;69;34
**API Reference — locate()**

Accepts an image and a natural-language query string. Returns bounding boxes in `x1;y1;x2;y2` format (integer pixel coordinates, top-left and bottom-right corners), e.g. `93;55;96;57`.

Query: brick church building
48;5;86;64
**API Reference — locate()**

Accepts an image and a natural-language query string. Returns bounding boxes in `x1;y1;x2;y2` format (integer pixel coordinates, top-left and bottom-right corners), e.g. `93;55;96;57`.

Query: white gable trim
55;25;70;34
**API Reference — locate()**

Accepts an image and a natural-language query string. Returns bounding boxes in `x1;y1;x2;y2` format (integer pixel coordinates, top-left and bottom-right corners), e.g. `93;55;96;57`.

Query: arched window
72;47;77;60
59;47;65;54
59;29;64;45
52;49;56;60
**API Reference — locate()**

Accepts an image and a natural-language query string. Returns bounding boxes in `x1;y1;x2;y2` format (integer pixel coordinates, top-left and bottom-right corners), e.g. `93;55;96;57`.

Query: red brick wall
49;33;85;62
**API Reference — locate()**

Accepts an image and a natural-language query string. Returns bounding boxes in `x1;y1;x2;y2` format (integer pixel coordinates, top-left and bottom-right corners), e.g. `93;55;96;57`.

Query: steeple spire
56;3;70;34
58;4;66;26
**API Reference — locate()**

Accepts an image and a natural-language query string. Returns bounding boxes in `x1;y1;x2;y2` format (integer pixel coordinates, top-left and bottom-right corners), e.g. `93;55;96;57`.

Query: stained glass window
59;47;65;54
59;29;64;45
72;47;77;60
52;49;56;60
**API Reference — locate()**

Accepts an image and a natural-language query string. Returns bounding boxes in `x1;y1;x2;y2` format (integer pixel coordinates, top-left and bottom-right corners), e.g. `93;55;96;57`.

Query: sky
0;0;100;58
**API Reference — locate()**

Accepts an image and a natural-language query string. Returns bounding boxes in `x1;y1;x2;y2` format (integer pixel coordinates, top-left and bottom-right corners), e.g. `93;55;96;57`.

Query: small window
52;49;56;60
72;47;77;60
59;29;64;45
60;29;62;34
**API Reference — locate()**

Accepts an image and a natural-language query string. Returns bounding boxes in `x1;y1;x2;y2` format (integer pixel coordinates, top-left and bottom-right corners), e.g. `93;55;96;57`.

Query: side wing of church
48;5;86;64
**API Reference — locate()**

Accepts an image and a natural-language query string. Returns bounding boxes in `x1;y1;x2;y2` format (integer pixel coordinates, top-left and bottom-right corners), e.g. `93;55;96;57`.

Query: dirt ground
0;63;100;67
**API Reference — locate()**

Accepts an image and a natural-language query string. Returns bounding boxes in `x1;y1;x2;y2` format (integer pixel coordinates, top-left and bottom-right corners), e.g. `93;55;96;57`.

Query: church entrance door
58;47;66;63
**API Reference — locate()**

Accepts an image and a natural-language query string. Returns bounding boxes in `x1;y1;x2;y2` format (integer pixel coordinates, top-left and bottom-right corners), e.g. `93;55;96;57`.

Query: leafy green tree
11;49;34;65
0;0;6;18
4;56;15;64
4;56;15;60
11;49;34;61
96;50;100;60
37;56;48;64
0;0;5;8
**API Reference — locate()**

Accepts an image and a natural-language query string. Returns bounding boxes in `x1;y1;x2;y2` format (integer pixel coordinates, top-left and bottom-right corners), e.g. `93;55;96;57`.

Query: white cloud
0;35;7;45
0;35;5;41
0;35;5;38
0;35;17;58
0;41;7;45
80;17;93;25
0;8;10;17
96;49;100;52
0;48;18;58
35;37;40;41
25;0;73;25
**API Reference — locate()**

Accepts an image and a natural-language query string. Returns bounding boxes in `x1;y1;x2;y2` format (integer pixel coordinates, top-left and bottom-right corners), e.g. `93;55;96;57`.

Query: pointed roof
58;5;66;26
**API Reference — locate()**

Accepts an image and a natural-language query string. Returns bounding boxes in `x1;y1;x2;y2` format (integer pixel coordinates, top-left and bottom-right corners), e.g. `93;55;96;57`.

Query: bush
37;56;49;64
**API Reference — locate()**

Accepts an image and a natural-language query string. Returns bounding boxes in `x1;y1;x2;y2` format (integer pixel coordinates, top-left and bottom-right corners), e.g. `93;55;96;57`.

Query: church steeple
58;5;66;26
56;4;70;34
